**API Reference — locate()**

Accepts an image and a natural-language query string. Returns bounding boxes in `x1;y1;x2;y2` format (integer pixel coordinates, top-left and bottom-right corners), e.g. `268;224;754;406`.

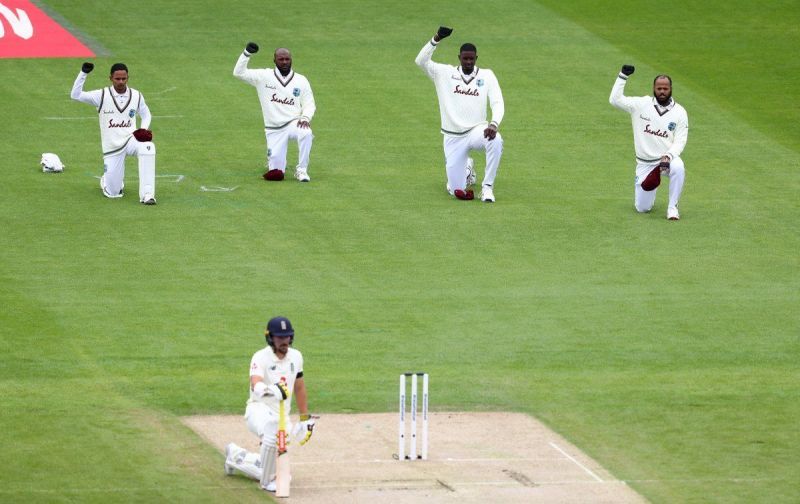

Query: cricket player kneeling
70;62;158;205
223;316;315;495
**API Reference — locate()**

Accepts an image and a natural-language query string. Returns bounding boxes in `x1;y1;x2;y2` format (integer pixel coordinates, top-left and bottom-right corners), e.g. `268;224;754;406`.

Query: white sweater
234;52;315;130
71;71;151;155
609;73;688;162
415;38;504;137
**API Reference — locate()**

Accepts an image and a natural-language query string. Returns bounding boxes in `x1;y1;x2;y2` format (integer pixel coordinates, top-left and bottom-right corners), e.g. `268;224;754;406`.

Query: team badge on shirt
293;88;301;97
128;109;135;118
668;122;676;131
477;79;484;87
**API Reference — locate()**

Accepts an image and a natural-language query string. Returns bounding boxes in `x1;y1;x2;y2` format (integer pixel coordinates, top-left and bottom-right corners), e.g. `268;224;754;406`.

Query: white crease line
293;456;564;465
200;186;238;192
549;442;604;482
91;174;184;182
150;86;177;95
44;115;183;120
289;479;615;490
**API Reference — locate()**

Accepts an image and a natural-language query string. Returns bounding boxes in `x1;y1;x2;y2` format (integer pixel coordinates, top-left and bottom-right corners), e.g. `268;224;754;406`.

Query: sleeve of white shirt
138;93;152;130
70;71;102;107
609;73;637;114
487;71;505;127
300;78;316;122
414;38;441;79
667;111;689;160
233;52;260;86
249;353;263;378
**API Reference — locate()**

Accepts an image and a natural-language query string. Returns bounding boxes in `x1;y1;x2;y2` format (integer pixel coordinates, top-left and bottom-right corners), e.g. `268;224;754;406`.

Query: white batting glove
293;414;317;445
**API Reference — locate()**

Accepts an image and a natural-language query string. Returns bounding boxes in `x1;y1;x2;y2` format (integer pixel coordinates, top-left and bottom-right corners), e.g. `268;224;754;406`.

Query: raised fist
245;41;259;54
621;64;635;76
437;26;453;39
82;62;94;74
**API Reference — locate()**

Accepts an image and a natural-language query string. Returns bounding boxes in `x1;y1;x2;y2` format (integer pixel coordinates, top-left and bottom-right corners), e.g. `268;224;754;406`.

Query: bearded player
234;42;316;182
224;316;316;493
70;62;156;204
609;65;688;220
415;26;505;202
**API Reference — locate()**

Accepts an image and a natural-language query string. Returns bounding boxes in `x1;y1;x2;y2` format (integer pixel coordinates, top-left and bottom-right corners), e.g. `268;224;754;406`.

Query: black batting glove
245;42;259;54
437;26;453;39
81;62;94;74
621;64;635;76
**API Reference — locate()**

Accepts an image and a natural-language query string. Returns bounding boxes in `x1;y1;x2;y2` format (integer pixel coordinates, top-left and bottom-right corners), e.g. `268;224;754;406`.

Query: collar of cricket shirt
273;68;295;87
458;66;479;85
653;96;675;114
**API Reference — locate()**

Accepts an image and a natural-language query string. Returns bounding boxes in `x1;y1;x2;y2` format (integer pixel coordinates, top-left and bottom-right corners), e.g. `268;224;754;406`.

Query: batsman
224;316;316;495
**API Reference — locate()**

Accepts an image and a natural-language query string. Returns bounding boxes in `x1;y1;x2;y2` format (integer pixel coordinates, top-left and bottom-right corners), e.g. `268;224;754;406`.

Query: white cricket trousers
100;140;156;201
265;121;313;173
443;125;503;191
634;156;685;212
227;402;294;482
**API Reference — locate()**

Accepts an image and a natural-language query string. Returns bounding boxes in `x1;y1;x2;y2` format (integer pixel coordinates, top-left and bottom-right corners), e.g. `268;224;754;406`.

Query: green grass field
1;1;798;502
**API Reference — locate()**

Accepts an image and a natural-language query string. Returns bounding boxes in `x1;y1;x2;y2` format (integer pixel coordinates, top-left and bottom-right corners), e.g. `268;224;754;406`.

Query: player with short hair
224;316;316;493
609;65;688;220
70;62;156;204
234;42;316;182
415;26;505;202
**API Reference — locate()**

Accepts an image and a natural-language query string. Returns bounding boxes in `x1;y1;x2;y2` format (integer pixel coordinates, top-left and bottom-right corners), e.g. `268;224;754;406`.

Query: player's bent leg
666;156;685;218
224;443;263;480
100;154;125;198
135;141;156;204
634;184;657;213
295;129;313;182
265;128;289;178
246;402;279;439
260;439;277;491
444;136;472;199
482;132;504;188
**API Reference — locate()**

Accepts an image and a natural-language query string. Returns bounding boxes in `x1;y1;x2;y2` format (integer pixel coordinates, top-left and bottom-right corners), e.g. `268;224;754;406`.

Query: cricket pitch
182;412;647;503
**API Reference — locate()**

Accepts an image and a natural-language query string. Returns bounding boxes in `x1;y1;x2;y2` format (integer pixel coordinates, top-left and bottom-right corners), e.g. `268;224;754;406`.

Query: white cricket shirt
415;38;505;137
70;71;152;155
233;53;316;130
248;345;304;415
609;74;689;162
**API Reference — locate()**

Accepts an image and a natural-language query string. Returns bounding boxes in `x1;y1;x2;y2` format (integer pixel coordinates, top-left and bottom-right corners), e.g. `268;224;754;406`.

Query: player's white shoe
141;194;157;205
262;479;277;492
480;185;495;203
667;206;680;220
294;167;310;182
466;157;476;187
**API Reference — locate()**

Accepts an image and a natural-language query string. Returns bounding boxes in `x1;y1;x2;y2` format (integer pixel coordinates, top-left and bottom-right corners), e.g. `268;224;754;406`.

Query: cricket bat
275;398;290;497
